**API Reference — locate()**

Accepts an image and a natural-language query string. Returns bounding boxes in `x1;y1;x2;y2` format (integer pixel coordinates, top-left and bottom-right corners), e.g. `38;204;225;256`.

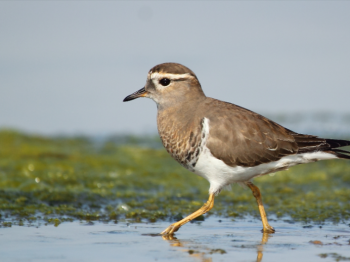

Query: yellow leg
161;193;215;235
246;182;275;233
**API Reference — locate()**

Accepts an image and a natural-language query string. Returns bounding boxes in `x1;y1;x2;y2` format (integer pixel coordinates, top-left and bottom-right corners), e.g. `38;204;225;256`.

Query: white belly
193;145;337;195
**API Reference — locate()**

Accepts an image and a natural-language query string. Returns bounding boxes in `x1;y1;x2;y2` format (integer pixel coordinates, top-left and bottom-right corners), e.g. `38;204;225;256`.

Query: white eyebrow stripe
150;72;193;80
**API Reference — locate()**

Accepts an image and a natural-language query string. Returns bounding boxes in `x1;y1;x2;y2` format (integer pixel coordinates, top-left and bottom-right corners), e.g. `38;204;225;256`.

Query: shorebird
123;63;350;235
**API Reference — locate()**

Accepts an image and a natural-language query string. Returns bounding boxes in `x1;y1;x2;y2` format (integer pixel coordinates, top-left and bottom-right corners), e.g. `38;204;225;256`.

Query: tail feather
293;134;350;159
332;148;350;154
325;138;350;148
332;148;350;160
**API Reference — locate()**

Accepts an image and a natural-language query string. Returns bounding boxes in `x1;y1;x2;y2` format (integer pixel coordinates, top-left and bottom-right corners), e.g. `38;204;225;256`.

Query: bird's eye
159;78;170;86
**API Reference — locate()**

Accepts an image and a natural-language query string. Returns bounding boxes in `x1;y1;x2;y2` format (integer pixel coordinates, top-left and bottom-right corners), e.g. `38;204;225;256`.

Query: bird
123;62;350;235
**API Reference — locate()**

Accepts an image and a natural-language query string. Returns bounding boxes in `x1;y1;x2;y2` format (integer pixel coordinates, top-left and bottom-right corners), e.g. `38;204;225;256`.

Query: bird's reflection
256;233;272;262
161;232;272;262
162;234;213;262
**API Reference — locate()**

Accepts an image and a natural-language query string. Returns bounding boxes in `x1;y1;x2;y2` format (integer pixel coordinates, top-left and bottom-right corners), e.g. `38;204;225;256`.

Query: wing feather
199;98;350;167
202;99;298;167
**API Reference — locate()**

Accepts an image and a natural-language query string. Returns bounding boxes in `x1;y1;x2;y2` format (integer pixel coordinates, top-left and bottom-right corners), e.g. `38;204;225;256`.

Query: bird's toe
161;224;180;235
262;225;275;233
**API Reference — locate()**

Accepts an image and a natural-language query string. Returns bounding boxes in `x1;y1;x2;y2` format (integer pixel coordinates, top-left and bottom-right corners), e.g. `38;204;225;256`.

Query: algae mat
1;130;350;228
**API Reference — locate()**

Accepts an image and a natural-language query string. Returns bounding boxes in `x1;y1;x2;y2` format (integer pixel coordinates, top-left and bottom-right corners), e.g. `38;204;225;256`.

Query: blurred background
1;1;350;137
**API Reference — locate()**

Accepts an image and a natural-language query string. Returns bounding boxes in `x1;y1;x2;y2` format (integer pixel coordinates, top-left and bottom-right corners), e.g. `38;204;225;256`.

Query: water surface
1;217;350;262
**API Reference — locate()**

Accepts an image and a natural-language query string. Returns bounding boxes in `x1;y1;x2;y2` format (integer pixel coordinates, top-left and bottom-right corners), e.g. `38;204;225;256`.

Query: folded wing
203;99;350;167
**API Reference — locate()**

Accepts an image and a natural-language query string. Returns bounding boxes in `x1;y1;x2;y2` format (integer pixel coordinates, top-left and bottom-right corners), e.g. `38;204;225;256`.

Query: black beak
123;87;148;102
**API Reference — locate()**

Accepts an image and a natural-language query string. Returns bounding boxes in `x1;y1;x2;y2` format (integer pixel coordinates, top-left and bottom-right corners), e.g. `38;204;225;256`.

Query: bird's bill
123;87;148;102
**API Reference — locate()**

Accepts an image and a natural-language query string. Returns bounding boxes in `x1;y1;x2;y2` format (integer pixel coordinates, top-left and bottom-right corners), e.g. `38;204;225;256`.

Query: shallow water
1;217;350;262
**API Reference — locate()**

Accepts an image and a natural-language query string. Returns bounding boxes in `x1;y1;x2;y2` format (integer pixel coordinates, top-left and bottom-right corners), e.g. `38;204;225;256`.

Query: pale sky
1;1;349;135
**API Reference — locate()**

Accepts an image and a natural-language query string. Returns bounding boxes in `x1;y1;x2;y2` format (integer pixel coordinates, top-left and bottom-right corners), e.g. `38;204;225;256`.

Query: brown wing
202;99;350;167
202;98;299;167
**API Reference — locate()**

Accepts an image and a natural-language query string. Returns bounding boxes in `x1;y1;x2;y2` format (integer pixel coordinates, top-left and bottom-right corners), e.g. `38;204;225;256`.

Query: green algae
0;129;350;227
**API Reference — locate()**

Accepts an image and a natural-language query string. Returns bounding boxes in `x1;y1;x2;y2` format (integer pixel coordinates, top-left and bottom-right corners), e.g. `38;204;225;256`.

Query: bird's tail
293;134;350;159
325;138;350;160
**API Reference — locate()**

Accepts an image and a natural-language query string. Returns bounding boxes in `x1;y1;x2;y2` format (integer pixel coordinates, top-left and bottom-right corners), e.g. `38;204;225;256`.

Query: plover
123;63;350;235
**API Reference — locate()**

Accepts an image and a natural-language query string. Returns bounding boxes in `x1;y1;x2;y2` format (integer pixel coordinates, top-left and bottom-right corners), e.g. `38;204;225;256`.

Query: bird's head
123;63;206;110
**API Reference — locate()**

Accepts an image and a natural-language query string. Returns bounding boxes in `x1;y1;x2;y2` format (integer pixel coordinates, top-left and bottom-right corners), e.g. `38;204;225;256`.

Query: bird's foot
160;223;181;236
261;225;275;233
